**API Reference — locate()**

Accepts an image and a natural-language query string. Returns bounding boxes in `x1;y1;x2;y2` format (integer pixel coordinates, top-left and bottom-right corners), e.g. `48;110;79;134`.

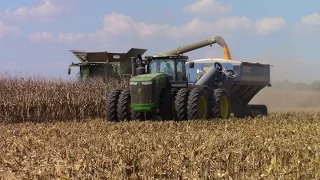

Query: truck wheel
212;88;230;119
174;88;190;121
106;89;122;122
117;89;133;121
159;89;174;120
187;87;210;120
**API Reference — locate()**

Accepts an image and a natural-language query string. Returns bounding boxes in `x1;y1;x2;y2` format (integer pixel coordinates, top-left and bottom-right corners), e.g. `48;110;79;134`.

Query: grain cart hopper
67;48;147;81
106;35;244;121
186;59;272;118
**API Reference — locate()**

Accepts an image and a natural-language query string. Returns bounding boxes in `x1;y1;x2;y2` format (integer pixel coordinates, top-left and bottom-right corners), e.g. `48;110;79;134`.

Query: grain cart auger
106;35;238;122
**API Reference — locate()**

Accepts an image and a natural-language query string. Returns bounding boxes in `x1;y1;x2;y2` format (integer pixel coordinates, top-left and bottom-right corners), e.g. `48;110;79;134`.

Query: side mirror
68;67;71;75
189;62;194;68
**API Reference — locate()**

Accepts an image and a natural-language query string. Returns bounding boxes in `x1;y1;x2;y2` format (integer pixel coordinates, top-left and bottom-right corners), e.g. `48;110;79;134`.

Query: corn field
0;75;128;123
1;113;320;179
1;75;320;179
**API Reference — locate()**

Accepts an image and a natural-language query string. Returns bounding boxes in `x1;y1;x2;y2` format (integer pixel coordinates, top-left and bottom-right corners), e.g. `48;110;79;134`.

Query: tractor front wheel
106;89;122;122
187;87;210;120
117;89;133;121
212;88;230;119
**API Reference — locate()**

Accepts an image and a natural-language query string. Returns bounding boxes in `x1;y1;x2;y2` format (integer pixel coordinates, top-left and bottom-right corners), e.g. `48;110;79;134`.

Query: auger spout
195;62;224;87
194;62;236;90
156;35;232;60
223;69;236;91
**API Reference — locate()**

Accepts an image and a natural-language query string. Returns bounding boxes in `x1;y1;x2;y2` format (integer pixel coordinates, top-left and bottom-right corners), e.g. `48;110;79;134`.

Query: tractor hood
130;73;165;82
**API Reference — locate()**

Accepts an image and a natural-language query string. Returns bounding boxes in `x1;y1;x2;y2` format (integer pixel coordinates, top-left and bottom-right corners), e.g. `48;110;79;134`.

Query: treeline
271;79;320;91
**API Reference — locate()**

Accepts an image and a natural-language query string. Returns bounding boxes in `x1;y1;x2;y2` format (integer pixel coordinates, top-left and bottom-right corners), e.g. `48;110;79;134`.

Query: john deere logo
138;88;142;92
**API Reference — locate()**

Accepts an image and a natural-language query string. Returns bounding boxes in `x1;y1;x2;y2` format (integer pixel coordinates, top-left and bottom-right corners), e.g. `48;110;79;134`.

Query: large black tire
233;105;252;118
174;88;190;121
187;87;210;120
212;88;231;119
249;104;268;118
170;89;178;119
205;88;215;119
159;88;174;120
117;89;133;121
106;89;122;122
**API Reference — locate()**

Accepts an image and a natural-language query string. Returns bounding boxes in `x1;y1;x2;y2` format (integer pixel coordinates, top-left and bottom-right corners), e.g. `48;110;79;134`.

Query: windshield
148;59;185;81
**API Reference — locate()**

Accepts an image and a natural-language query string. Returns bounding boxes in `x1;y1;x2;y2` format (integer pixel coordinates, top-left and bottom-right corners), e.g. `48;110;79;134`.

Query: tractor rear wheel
187;87;210;120
212;88;230;119
117;89;133;121
106;89;122;122
174;88;190;121
159;88;174;120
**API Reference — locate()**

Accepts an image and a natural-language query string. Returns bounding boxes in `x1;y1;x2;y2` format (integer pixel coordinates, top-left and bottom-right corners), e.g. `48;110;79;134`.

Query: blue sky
0;0;320;83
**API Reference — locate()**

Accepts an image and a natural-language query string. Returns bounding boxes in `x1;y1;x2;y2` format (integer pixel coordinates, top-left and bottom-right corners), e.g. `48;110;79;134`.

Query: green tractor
106;35;272;121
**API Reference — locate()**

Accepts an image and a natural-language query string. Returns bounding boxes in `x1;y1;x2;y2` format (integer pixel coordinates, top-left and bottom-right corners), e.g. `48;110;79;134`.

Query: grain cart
106;35;272;121
67;48;147;81
186;58;271;118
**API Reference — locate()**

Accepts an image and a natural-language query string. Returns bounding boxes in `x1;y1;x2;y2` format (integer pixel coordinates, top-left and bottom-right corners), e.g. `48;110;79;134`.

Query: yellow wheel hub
198;96;207;119
220;96;229;119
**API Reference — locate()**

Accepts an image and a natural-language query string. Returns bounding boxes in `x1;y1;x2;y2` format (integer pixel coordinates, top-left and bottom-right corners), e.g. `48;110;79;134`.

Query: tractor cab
145;55;189;88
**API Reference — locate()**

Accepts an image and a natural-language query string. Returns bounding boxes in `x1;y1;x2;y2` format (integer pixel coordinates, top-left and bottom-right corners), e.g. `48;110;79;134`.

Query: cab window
149;59;175;78
176;60;184;81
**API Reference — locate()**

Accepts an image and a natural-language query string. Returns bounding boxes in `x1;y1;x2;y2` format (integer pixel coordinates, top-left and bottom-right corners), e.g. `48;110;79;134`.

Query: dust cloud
250;87;320;112
243;38;320;112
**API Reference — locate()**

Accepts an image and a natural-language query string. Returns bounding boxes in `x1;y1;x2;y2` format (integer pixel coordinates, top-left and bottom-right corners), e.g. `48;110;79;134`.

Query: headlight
130;81;138;85
141;81;152;85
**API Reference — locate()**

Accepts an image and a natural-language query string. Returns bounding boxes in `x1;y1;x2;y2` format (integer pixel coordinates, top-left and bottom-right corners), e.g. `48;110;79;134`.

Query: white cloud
255;17;287;35
182;0;232;15
1;0;70;21
96;12;171;38
293;13;320;36
0;21;20;39
300;12;320;27
29;12;253;43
